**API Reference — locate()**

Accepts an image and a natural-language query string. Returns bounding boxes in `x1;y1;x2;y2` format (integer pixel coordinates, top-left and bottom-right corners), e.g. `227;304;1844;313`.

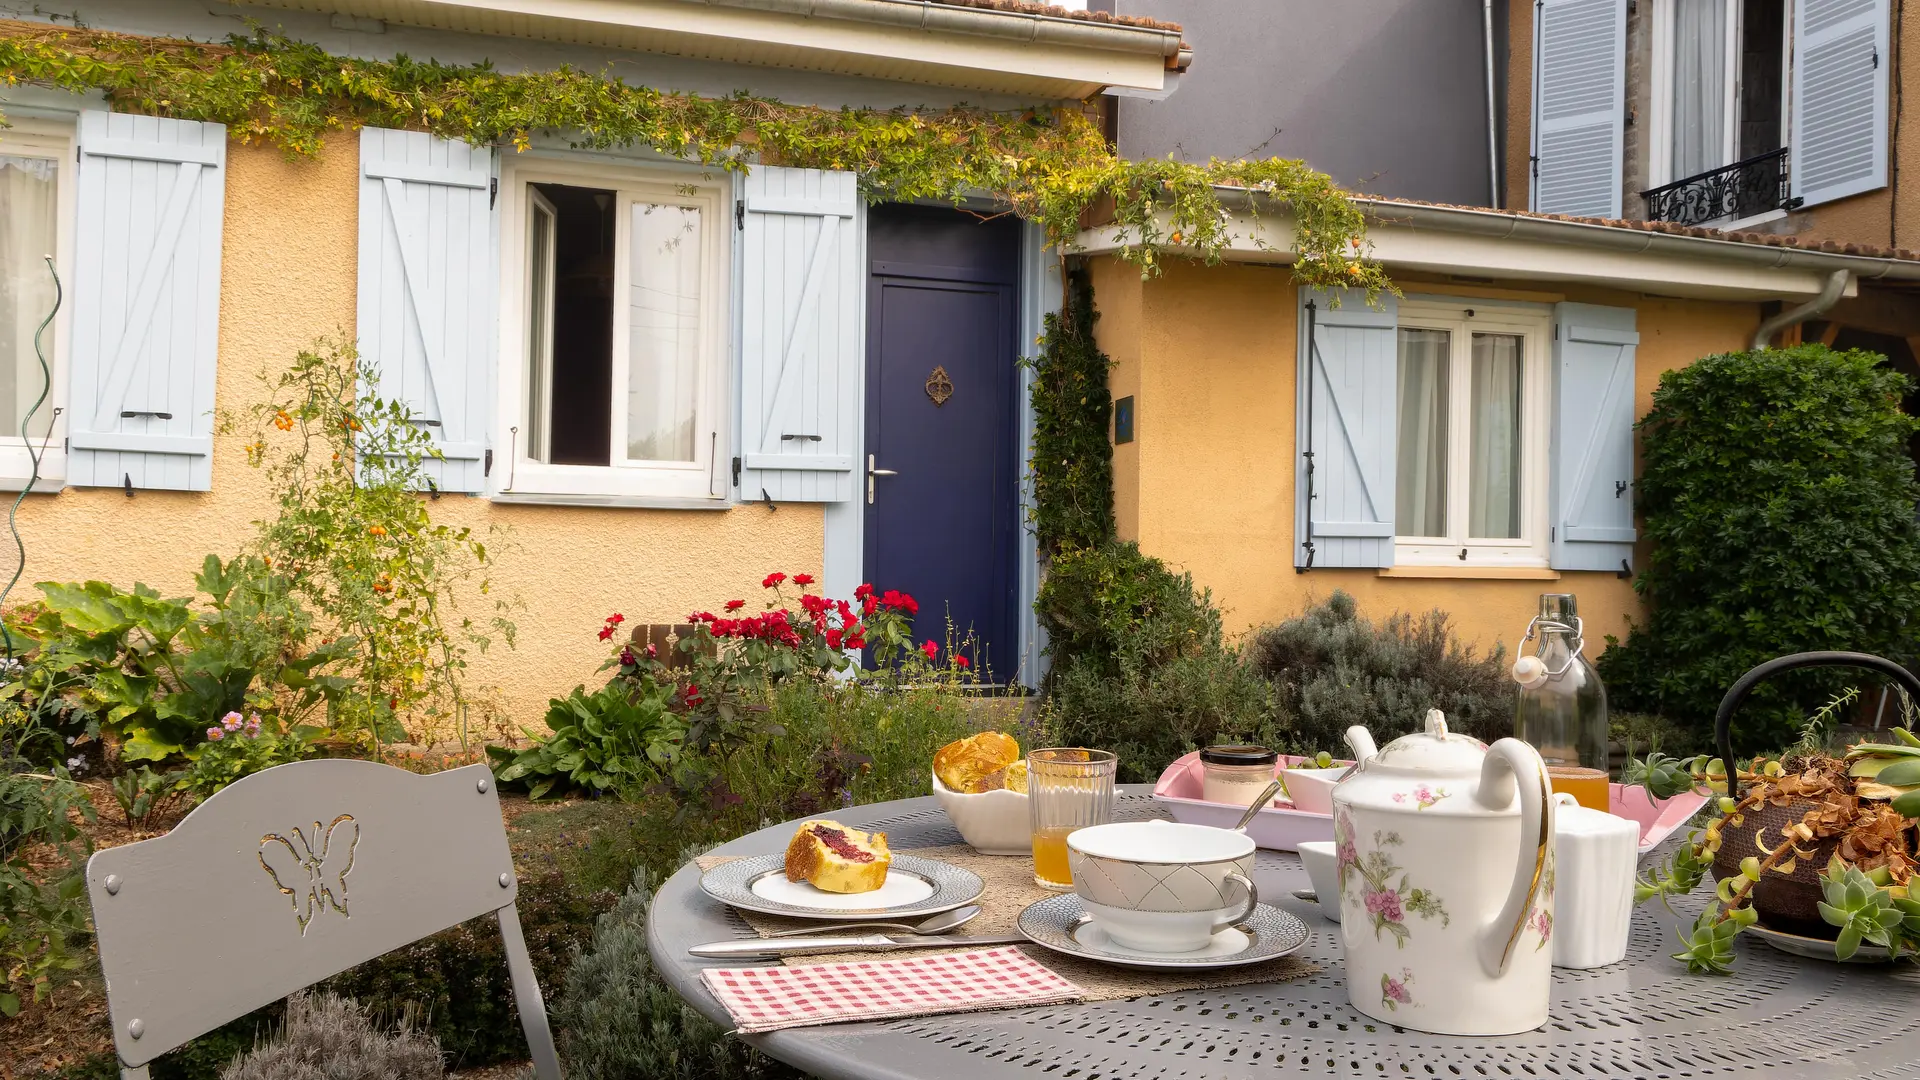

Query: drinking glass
1028;748;1117;890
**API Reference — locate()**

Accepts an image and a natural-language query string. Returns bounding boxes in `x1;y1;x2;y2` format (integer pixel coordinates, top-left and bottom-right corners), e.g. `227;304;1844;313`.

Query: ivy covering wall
0;19;1388;293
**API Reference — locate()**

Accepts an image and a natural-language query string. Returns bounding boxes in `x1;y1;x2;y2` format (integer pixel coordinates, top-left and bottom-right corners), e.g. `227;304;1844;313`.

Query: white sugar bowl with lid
1334;710;1556;1037
1549;792;1637;969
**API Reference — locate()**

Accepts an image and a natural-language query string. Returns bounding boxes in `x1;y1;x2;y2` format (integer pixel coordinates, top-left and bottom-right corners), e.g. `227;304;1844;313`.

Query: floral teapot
1332;710;1556;1036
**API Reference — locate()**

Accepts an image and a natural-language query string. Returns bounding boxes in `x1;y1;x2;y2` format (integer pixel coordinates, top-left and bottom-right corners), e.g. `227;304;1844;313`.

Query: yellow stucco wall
1097;257;1762;661
12;132;823;730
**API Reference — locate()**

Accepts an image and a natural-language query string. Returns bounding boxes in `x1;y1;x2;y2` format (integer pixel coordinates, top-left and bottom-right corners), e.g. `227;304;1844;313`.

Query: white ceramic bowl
1280;766;1347;817
930;771;1030;855
1295;840;1341;922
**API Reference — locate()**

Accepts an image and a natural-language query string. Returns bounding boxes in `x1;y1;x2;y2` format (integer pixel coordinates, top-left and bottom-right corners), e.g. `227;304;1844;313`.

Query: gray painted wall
1111;0;1496;206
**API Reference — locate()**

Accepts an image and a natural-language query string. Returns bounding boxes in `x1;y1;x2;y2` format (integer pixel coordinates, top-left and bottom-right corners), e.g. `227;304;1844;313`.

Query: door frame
821;215;1058;689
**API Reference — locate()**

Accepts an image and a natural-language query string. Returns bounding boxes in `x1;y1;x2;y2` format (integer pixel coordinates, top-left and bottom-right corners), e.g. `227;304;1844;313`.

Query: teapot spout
1344;725;1379;764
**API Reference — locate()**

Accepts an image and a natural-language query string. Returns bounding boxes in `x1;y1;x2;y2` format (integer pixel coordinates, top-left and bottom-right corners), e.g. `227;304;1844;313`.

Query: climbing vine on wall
1028;263;1115;557
0;19;1389;293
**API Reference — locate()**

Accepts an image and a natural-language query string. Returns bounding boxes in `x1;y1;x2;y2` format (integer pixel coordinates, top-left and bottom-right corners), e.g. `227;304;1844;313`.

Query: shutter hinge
1530;154;1539;178
731;455;741;487
1615;479;1629;498
1550;526;1555;542
123;473;133;498
484;448;493;476
489;177;498;208
1872;46;1880;69
427;477;440;501
736;200;745;231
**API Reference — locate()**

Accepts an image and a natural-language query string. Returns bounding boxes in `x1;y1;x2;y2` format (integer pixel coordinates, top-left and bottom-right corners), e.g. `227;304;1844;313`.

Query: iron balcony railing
1640;147;1799;228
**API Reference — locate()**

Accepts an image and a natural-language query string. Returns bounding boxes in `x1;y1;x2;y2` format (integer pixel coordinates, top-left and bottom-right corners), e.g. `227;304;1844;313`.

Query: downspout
1752;269;1850;349
1484;0;1501;207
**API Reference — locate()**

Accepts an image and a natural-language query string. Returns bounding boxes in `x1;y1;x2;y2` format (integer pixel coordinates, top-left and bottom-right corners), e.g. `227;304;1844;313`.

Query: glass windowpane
0;155;58;441
1395;328;1450;537
626;202;702;462
526;198;554;462
1468;332;1524;539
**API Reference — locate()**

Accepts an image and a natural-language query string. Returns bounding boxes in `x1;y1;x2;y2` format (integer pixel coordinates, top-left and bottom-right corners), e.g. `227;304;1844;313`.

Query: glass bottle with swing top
1512;592;1611;810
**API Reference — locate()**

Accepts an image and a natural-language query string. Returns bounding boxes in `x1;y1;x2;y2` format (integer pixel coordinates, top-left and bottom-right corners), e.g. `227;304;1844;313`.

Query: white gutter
1351;198;1920;282
1752;269;1851;348
686;0;1189;62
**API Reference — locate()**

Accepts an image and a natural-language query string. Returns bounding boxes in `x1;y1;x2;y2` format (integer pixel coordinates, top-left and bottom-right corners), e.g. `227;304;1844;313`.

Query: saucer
700;853;984;920
1748;923;1907;964
1016;892;1309;970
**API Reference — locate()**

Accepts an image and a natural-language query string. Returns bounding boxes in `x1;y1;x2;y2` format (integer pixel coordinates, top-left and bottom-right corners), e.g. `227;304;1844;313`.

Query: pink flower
1413;785;1434;803
206;727;225;741
1364;889;1404;923
1391;792;1407;803
645;642;658;659
1382;972;1412;1004
221;711;244;732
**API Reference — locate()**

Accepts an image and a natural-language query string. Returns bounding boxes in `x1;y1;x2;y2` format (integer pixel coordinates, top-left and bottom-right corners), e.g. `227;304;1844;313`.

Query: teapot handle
1474;738;1555;980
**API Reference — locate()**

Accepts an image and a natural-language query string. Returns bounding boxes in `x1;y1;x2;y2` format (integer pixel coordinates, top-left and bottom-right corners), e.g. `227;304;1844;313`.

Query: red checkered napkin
700;946;1083;1033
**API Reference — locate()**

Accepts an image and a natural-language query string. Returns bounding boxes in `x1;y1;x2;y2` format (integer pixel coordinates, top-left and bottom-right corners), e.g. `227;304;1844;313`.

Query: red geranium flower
955;655;971;669
853;583;873;600
762;572;787;588
921;640;939;661
725;599;745;611
607;613;626;625
792;573;815;587
826;628;844;649
684;683;704;708
597;626;615;642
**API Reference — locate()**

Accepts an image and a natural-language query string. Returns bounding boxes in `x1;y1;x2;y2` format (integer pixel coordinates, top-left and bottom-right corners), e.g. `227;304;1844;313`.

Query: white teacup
1066;821;1257;952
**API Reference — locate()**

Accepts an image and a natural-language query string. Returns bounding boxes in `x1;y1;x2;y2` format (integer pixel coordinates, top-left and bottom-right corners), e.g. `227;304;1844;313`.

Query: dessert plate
700;853;985;920
1016;893;1310;970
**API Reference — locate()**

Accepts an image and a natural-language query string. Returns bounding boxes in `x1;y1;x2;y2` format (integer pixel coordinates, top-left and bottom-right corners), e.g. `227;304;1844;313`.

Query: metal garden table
647;786;1920;1079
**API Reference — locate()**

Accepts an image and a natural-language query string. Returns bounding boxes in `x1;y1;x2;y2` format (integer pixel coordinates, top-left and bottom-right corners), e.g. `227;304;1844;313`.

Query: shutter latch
489;177;498;208
731;455;741;488
484;448;492;476
736;200;745;230
1615;480;1629;498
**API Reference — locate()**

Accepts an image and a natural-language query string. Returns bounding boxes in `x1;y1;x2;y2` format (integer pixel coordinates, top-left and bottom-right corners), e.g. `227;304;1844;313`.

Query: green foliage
0;766;94;1016
110;764;191;827
1039;541;1273;783
1028;265;1115;557
1816;857;1912;961
1598;344;1920;748
490;680;684;801
176;711;321;802
552;867;799;1080
20;556;348;761
232;336;515;754
218;992;445;1080
318;870;606;1070
0;23;1389;296
1671;903;1756;975
1244;591;1513;754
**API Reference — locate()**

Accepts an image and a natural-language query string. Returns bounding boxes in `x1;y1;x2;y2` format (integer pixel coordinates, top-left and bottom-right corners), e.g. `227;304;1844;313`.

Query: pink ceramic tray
1150;751;1712;854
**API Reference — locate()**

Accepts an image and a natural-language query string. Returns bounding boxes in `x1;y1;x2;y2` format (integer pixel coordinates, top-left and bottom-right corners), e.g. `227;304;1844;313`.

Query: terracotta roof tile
1357;197;1920;263
921;0;1184;34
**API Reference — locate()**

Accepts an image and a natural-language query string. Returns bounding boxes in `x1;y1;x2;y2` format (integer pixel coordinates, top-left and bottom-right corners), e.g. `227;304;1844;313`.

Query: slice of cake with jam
784;820;892;893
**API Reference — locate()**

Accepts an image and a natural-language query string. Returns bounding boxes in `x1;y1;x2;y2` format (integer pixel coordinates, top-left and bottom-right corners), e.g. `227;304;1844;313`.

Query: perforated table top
647;787;1920;1079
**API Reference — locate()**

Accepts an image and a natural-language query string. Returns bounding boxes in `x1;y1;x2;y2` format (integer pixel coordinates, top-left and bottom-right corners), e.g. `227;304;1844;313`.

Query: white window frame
1393;300;1551;569
1648;0;1793;191
494;154;730;503
0;119;75;489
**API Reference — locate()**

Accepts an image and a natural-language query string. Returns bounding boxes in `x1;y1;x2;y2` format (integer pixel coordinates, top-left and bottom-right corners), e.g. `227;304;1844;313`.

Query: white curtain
0;155;58;441
1396;329;1450;538
1671;0;1728;179
625;201;703;462
1469;333;1523;539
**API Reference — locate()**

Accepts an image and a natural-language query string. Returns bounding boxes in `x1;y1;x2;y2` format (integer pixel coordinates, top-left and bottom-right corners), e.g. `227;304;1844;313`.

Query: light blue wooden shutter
1791;0;1891;208
1550;302;1638;572
1531;0;1625;218
737;166;861;503
1295;288;1398;569
357;128;494;494
67;112;225;492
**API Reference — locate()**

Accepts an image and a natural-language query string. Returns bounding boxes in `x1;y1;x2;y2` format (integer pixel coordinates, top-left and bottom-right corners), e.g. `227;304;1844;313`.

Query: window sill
0;477;64;493
1377;565;1561;580
490;491;733;510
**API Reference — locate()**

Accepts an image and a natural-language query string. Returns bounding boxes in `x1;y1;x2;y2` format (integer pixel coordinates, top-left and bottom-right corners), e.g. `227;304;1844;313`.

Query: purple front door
863;205;1021;681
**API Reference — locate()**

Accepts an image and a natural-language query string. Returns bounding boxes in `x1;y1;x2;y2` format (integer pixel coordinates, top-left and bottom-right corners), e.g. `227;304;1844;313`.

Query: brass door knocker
925;365;955;407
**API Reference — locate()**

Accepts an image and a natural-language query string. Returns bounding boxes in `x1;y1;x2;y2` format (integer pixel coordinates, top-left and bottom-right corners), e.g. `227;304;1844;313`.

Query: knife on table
690;933;1027;959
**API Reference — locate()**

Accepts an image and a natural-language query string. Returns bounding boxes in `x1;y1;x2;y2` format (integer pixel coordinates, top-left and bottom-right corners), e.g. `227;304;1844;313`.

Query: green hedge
1597;344;1920;748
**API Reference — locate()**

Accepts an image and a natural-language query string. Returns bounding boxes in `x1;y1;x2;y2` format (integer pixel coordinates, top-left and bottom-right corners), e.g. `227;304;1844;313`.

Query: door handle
867;454;898;505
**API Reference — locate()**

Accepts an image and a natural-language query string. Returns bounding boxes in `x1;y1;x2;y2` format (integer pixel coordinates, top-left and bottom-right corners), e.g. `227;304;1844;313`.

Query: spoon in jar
1232;779;1287;831
765;904;983;938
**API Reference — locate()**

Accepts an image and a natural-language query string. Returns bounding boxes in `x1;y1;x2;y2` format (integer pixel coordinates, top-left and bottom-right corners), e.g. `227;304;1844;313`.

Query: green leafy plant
1039;541;1274;783
1598;345;1920;746
0;765;94;1016
0;24;1389;298
176;710;321;802
490;681;684;801
233;337;515;756
1244;590;1514;753
110;764;191;827
1816;857;1914;961
218;992;446;1080
1028;264;1115;558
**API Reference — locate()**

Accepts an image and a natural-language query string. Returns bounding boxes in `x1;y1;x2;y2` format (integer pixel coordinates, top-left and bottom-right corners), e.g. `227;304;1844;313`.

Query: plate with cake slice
700;819;986;919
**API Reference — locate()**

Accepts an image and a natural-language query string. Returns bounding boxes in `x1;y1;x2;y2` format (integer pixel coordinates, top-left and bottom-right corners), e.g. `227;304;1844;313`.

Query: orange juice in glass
1548;766;1612;812
1028;749;1117;890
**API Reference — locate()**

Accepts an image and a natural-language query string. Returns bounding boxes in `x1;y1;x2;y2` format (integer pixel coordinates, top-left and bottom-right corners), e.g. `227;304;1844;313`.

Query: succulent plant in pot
1626;652;1920;971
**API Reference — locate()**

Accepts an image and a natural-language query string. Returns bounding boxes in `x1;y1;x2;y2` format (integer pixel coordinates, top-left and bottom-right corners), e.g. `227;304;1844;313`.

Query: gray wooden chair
86;759;561;1079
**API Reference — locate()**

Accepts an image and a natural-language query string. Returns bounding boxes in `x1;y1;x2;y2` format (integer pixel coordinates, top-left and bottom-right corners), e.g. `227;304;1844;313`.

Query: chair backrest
87;759;536;1070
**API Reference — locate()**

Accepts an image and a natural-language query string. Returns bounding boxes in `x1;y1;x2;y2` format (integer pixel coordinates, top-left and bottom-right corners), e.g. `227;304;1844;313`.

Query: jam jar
1199;744;1280;806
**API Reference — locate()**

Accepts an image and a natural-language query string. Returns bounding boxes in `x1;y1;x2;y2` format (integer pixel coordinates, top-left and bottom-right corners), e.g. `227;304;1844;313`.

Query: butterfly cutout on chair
259;814;360;935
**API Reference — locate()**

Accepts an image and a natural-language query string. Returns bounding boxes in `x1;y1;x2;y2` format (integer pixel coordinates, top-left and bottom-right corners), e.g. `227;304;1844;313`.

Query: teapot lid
1364;709;1489;777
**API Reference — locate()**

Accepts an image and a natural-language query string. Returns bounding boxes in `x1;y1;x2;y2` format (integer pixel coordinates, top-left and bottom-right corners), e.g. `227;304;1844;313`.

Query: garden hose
1;256;60;662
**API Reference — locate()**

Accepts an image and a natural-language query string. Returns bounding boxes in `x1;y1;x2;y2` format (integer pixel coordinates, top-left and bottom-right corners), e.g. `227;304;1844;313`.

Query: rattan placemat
694;844;1318;1002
